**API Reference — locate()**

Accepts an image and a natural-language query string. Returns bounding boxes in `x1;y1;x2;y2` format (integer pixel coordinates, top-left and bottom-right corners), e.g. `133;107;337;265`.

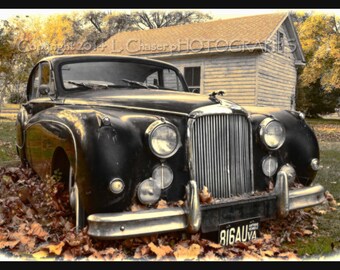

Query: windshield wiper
67;80;116;89
122;79;150;89
67;80;93;89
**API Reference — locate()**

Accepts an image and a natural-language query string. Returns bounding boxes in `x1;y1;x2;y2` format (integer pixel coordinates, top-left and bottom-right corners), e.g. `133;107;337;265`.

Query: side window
29;67;40;100
40;62;50;85
184;67;200;93
145;71;159;86
28;62;51;100
163;69;183;91
277;31;284;53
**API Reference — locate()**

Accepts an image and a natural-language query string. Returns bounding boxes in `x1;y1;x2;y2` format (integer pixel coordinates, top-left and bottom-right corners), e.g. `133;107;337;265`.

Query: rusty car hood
62;89;244;115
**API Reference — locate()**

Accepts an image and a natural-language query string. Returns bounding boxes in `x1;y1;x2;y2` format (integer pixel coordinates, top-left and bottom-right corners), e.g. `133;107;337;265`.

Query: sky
0;8;339;20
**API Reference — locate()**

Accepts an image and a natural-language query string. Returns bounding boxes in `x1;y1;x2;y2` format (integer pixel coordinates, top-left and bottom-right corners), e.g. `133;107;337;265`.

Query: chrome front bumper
87;173;325;239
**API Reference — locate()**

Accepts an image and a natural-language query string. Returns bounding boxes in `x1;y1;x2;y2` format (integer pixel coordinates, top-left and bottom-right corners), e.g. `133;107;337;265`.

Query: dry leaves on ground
0;166;336;261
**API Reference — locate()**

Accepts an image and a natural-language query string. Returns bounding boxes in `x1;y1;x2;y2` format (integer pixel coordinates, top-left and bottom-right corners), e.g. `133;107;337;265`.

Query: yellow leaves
148;242;173;259
173;244;202;260
46;242;65;256
297;13;340;90
32;250;49;260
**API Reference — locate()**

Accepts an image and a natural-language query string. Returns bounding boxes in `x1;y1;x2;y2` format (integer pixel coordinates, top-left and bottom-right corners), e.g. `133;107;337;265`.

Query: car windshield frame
57;58;189;93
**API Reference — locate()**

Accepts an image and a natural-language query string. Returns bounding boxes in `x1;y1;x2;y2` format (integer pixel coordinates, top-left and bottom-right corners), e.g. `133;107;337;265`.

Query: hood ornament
209;91;225;103
208;91;244;111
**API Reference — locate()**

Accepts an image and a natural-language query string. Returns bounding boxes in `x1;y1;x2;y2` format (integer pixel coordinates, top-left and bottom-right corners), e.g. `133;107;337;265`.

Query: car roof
40;54;179;70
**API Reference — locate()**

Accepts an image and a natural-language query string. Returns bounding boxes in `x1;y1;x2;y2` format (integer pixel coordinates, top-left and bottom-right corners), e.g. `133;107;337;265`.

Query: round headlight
262;155;278;177
137;178;161;205
146;120;181;158
152;164;174;189
259;118;286;149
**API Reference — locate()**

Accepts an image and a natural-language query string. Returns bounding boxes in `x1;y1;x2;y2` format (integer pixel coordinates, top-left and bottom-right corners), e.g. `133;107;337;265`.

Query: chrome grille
190;114;253;198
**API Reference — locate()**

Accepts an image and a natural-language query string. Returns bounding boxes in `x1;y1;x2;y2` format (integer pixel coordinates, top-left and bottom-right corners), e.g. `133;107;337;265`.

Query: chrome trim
310;158;320;171
189;104;233;118
186;180;201;233
109;178;125;194
87;180;200;239
145;119;182;159
188;108;254;198
274;170;326;217
261;155;278;177
259;117;286;150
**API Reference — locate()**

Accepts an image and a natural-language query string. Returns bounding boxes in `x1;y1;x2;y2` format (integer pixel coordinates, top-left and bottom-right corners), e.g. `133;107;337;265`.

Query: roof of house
91;13;305;63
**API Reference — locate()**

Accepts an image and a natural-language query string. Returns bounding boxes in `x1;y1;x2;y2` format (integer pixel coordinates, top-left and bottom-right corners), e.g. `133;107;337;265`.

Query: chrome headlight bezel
259;118;286;150
145;119;181;159
262;155;278;177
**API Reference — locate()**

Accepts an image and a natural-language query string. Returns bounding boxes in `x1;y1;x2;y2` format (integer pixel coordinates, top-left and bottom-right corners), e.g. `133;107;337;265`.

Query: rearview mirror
39;84;50;96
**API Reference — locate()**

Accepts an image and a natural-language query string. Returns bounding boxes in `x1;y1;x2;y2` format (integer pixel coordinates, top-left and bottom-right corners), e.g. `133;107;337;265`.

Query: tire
69;166;86;232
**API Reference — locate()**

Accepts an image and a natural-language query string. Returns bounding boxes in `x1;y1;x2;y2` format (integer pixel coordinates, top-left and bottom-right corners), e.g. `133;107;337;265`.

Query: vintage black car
16;55;325;245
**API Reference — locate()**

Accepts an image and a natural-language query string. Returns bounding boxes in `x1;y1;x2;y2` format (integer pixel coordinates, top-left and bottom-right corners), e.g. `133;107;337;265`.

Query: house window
184;66;201;93
277;31;284;53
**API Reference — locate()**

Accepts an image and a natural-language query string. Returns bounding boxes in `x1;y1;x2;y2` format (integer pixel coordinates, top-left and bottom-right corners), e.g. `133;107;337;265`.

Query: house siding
154;53;258;106
256;25;297;109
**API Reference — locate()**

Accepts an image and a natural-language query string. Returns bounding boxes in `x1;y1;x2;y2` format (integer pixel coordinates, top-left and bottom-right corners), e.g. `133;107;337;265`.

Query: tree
131;11;212;30
293;12;340;116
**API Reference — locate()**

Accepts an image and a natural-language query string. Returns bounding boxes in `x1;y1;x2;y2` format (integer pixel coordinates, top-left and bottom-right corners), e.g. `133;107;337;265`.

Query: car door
25;61;57;176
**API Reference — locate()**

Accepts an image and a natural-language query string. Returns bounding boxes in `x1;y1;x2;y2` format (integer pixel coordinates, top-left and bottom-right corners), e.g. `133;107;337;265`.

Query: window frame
277;31;285;54
184;66;201;93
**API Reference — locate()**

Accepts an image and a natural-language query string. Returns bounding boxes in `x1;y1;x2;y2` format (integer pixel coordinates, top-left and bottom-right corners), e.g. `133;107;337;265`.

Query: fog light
311;158;320;171
262;156;278;177
137;178;161;205
152;164;174;189
109;178;125;194
280;164;296;184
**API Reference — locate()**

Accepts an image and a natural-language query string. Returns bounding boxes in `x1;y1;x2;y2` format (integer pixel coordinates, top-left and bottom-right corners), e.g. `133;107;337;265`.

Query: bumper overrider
87;171;326;239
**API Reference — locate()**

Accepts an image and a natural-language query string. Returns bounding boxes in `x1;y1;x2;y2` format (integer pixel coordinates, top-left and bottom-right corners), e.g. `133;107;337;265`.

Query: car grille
190;114;253;198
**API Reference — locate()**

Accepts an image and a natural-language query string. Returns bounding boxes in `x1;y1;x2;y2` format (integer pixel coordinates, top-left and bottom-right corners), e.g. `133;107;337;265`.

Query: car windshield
61;61;186;92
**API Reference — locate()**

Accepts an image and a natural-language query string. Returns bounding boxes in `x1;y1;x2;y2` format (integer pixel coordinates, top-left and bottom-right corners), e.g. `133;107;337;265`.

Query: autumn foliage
0;165;337;261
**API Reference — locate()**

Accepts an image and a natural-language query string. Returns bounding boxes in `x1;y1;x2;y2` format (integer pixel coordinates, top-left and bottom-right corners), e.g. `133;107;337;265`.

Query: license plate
219;217;260;246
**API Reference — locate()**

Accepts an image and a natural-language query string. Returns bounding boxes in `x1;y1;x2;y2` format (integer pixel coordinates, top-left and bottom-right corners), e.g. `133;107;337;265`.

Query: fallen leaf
32;250;49;259
303;230;313;236
277;252;300;260
0;240;20;249
260;250;274;257
329;200;337;207
263;234;272;242
199;186;213;204
202;250;219;261
47;241;65;255
130;202;147;212
242;252;262;261
207;242;222;249
28;222;48;240
148;242;173;259
316;210;327;215
174;243;202;260
156;200;168;209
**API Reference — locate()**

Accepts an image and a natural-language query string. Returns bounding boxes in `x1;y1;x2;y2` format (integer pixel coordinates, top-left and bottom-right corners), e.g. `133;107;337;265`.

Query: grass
0;108;339;258
284;141;340;258
0;113;20;167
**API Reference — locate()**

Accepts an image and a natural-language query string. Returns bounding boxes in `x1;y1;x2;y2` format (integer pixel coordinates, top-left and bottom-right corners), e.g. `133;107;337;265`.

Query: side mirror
39;84;50;96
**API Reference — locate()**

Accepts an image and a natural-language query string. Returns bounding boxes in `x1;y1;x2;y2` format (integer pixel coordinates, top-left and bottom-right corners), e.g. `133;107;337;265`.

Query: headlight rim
262;155;279;177
259;117;286;150
146;119;181;159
